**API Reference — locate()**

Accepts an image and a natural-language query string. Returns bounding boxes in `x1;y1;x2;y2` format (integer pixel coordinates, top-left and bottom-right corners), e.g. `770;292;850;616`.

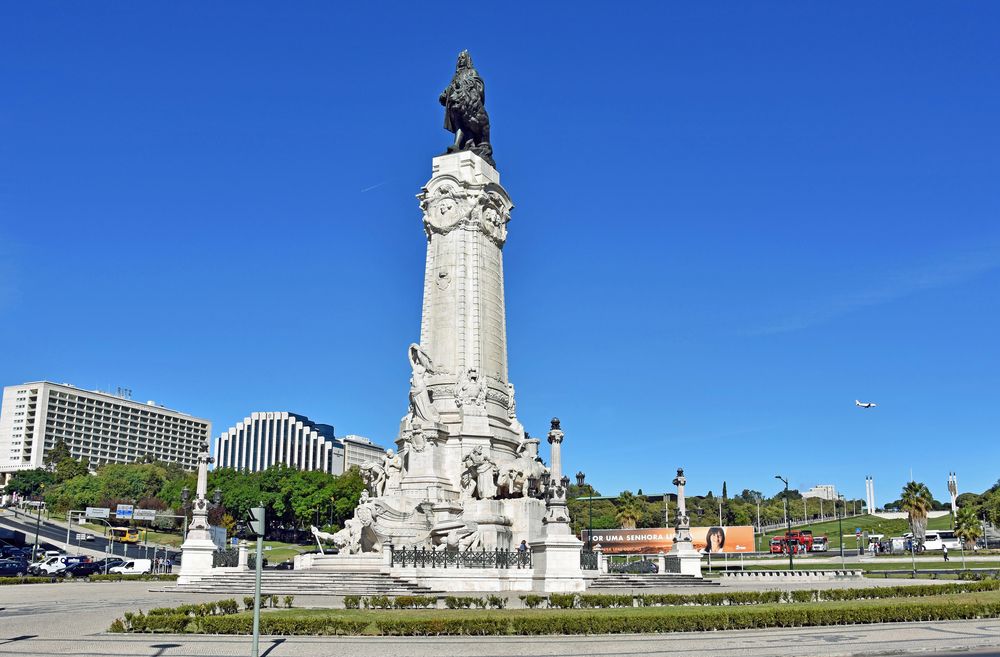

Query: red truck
770;530;814;553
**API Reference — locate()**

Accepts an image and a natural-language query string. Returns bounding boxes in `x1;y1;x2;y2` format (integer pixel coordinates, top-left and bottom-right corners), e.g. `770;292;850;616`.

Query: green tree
955;505;983;549
722;481;728;500
900;481;934;545
615;490;643;529
43;438;71;470
55;456;90;483
6;468;55;497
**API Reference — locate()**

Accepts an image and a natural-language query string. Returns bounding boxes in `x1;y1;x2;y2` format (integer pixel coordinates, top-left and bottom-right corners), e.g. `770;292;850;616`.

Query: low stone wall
720;570;863;582
391;566;536;592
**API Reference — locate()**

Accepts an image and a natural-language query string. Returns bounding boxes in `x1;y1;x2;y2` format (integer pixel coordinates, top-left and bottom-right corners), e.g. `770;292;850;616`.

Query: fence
390;546;531;569
580;550;598;570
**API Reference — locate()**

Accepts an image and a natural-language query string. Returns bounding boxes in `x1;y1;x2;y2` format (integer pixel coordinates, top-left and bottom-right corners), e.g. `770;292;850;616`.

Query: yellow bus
108;527;142;543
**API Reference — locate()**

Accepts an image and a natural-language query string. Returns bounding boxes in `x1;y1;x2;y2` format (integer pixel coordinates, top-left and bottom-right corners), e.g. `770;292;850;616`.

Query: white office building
214;412;351;475
341;434;387;470
0;381;212;484
801;484;838;501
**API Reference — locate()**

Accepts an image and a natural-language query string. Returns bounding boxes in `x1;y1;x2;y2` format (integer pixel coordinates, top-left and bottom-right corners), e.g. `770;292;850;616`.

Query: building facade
214;412;362;475
801;484;838;500
0;381;212;483
341;434;387;470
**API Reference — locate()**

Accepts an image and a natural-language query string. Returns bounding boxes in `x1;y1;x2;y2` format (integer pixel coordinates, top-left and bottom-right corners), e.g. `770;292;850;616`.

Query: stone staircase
587;573;719;589
169;571;439;596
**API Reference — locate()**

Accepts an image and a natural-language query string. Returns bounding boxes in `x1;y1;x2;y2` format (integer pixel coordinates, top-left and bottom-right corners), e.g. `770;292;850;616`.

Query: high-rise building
0;381;212;484
341;434;386;470
212;413;382;475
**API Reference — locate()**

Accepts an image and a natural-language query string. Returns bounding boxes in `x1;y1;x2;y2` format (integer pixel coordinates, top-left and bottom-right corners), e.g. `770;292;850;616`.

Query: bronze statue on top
440;50;494;167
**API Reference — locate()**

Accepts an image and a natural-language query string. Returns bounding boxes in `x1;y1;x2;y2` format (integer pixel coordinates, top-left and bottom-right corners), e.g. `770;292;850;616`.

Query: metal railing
390;546;531;569
580;549;598;570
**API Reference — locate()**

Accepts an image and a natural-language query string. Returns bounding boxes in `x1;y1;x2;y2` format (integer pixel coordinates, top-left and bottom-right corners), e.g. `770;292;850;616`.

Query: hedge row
0;573;178;585
129;600;1000;635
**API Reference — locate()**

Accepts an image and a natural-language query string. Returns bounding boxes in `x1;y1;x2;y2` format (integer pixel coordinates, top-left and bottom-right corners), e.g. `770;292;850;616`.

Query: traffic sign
85;507;111;519
133;509;157;521
247;507;265;537
115;504;134;520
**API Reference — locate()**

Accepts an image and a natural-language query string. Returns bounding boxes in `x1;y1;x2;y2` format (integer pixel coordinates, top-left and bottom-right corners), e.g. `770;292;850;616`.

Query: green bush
445;596;485;609
519;594;546;609
243;596;254;611
366;595;392;610
548;594;576;609
486;594;507;609
283;595;295;609
344;595;361;609
217;599;239;615
393;595;435;609
578;594;633;608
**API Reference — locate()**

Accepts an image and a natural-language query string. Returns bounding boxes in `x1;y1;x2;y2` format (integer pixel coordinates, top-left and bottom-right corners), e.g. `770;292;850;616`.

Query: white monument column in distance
532;418;585;592
665;467;703;577
177;443;217;583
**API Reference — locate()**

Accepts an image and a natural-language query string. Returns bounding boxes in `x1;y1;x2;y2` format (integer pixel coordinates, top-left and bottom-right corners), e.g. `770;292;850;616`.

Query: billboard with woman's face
581;526;755;554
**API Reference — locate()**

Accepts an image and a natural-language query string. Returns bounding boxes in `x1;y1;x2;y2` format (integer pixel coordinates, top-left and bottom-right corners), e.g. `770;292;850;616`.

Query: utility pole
776;476;793;570
31;484;46;562
248;506;266;657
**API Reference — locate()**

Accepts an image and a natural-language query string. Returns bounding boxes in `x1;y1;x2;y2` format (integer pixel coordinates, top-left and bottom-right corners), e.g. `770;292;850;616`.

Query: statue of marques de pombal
440;50;494;167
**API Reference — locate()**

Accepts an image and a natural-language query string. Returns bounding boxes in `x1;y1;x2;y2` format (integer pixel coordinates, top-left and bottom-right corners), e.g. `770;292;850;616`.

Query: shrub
366;595;392;609
243;596;254;611
217;599;239;615
393;595;435;609
549;593;576;609
486;594;507;609
344;595;361;609
519;594;546;609
445;596;484;609
283;595;294;609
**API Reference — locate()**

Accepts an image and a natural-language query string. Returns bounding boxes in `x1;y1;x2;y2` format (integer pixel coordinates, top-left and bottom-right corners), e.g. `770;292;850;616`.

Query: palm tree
955;506;983;550
615;490;643;530
899;481;934;547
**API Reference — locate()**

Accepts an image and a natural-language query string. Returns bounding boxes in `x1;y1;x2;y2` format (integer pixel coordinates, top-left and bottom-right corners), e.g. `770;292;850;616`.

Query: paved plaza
3;581;1000;657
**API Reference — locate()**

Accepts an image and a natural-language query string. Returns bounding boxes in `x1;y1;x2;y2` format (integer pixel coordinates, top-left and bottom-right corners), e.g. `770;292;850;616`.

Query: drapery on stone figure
440;50;494;166
407;343;440;424
383;448;403;492
462;446;497;499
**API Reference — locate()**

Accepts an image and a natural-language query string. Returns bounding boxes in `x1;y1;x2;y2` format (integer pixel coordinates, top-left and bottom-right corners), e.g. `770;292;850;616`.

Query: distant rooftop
12;380;200;418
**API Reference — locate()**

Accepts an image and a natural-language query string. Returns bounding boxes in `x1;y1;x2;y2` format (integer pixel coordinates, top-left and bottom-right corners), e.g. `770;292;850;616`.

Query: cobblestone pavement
3;581;1000;657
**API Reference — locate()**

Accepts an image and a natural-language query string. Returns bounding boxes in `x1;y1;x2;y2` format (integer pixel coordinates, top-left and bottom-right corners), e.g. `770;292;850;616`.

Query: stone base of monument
664;550;703;578
295;552;384;572
177;534;217;583
462;499;513;549
532;534;586;592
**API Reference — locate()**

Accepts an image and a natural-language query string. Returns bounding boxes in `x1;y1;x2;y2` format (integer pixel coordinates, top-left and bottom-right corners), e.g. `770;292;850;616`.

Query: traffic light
247;507;265;538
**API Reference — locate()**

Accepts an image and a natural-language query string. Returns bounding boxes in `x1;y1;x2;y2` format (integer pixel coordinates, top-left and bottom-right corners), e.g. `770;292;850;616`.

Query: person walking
943;545;950;562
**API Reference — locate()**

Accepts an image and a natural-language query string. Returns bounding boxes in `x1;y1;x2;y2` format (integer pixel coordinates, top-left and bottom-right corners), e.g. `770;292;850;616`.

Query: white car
76;533;94;542
109;558;152;575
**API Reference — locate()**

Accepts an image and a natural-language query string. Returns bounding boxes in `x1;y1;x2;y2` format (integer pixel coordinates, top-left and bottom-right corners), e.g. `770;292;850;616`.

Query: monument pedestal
177;531;216;583
532;533;585;592
664;549;703;577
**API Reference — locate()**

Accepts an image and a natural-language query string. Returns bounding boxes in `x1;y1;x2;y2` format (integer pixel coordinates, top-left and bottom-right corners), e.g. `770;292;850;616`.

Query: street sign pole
248;506;265;657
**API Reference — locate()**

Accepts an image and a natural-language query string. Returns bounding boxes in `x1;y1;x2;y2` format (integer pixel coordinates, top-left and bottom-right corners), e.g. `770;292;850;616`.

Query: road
2;582;1000;657
0;511;177;561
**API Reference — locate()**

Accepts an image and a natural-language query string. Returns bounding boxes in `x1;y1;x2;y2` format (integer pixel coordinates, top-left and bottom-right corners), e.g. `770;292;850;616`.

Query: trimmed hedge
166;600;1000;635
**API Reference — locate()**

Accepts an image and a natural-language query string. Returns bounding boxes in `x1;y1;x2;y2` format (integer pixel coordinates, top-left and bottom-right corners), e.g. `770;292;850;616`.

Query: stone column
178;443;217;583
533;418;584;592
547;418;563;481
237;540;248;571
665;467;703;578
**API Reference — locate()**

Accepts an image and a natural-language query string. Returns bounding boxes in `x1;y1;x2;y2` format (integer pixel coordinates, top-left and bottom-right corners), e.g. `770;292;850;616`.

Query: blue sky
2;3;998;504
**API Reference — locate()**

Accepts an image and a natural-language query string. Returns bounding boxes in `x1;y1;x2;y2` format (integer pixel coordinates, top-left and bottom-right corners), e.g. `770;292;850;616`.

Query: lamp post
775;476;793;570
576;471;592;550
837;493;845;566
31;483;46;562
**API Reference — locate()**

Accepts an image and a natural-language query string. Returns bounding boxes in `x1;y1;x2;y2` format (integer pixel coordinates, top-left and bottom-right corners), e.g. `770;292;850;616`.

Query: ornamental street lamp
837;493;845;566
576;472;593;550
775;475;793;570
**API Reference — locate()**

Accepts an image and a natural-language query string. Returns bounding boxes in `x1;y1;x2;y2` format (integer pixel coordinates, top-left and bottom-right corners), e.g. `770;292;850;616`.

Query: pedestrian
943;545;950;562
165;558;173;573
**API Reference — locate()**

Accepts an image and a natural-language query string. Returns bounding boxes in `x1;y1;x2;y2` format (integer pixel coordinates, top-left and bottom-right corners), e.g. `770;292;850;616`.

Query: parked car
62;561;109;578
274;560;294;570
0;559;28;577
109;558;152;575
89;558;125;574
811;536;829;552
29;555;89;576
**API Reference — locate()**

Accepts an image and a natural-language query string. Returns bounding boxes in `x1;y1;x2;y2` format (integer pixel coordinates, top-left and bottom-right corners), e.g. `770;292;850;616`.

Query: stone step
173;571;439;595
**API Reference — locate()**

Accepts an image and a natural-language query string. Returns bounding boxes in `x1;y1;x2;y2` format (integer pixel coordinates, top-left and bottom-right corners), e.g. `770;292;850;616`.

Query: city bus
108;527;142;543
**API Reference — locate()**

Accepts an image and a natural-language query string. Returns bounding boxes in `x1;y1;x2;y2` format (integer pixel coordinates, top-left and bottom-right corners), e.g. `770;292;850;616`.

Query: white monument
298;52;585;592
664;467;703;577
177;443;217;583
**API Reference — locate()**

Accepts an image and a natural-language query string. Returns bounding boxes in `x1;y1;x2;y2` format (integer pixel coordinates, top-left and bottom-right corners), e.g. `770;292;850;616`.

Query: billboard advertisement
581;526;756;555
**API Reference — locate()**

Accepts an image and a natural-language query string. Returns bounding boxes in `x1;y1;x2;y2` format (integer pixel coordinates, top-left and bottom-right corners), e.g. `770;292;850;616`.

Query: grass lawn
759;514;954;550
